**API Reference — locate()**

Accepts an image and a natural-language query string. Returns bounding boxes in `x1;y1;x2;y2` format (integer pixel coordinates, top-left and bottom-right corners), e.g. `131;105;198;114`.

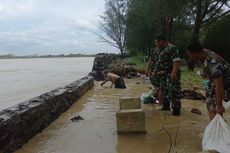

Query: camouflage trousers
150;76;160;88
158;71;181;108
206;80;230;110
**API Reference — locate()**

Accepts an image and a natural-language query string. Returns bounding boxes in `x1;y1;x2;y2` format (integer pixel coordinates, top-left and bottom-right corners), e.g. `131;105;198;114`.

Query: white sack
202;114;230;153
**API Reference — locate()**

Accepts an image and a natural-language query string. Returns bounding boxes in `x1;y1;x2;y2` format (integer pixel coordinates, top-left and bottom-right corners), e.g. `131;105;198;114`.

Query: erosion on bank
0;76;94;153
90;53;205;100
90;53;145;81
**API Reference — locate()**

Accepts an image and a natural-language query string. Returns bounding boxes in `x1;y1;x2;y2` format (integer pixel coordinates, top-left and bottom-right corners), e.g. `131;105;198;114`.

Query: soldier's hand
216;105;225;116
171;72;177;81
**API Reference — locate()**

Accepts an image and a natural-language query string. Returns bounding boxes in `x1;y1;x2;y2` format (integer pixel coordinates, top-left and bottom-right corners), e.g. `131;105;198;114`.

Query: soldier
147;47;163;105
152;34;182;116
187;41;230;120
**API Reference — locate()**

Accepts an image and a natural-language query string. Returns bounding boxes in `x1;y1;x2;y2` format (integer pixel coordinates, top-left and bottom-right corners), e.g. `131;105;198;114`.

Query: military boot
172;105;181;116
160;99;170;111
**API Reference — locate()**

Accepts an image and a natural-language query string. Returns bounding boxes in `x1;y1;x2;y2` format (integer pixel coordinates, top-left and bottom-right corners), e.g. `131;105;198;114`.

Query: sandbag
223;101;230;112
202;114;230;153
140;90;158;104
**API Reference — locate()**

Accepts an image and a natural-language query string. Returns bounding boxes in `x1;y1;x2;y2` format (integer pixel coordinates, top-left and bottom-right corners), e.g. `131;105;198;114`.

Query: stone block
116;109;146;133
119;97;141;110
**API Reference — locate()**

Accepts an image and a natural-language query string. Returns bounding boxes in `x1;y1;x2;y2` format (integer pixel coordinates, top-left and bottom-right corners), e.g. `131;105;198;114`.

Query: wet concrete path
14;79;230;153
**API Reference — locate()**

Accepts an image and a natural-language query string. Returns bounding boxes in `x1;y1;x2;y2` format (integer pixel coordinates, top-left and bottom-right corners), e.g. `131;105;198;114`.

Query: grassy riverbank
127;55;204;89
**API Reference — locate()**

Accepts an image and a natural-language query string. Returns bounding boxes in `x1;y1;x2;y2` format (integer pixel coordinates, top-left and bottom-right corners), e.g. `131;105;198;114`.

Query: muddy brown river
14;79;230;153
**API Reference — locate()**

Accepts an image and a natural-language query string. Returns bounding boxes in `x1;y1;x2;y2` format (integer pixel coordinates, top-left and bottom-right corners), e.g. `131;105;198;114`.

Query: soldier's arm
171;46;181;80
147;57;152;76
153;56;160;74
172;62;180;74
214;77;224;115
210;62;225;115
152;62;159;78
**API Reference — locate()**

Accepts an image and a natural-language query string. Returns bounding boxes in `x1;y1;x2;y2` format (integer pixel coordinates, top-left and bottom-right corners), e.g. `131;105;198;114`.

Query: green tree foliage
204;15;230;62
100;0;230;60
126;0;157;55
126;0;191;56
187;0;230;41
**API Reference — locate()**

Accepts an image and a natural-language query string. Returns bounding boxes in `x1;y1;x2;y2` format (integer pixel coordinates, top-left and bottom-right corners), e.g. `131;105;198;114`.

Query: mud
14;79;230;153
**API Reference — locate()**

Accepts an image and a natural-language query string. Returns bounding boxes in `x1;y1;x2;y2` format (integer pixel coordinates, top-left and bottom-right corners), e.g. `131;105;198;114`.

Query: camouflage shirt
150;47;158;70
202;50;230;88
154;43;181;73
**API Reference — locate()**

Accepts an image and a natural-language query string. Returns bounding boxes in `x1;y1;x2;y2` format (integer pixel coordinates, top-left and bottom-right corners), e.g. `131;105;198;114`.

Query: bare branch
201;9;230;26
98;0;128;55
201;0;212;20
97;33;120;49
206;0;222;15
206;0;228;20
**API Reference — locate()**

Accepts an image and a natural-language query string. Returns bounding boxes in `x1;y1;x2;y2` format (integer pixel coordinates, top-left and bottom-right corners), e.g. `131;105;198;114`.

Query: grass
127;54;148;71
126;55;204;89
180;66;204;89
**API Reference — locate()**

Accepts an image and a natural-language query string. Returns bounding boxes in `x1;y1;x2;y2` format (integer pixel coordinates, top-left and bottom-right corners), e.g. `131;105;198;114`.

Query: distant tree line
100;0;230;61
0;53;95;59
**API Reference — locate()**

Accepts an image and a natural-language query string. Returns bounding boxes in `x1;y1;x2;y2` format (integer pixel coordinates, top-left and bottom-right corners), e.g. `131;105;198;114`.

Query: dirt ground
15;79;230;153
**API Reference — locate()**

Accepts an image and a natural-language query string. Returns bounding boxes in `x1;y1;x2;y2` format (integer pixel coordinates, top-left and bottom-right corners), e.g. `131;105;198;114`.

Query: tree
204;15;230;61
126;0;157;55
99;0;129;55
189;0;230;41
126;0;190;56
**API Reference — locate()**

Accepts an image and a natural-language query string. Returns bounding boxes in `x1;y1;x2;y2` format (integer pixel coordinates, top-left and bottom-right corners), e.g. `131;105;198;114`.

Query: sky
0;0;117;55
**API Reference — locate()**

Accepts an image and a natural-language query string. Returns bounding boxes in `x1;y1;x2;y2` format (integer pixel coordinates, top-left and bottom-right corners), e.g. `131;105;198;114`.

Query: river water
0;57;94;111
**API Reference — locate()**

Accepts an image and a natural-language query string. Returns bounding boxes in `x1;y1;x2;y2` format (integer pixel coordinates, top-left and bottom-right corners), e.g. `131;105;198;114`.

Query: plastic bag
140;90;157;104
202;114;230;153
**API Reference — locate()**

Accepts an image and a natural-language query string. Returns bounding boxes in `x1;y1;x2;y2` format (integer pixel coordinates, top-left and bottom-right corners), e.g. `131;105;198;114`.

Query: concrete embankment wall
0;76;94;153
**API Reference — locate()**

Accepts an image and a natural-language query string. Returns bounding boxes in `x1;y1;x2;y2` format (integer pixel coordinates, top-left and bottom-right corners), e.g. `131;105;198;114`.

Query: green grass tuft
126;55;204;89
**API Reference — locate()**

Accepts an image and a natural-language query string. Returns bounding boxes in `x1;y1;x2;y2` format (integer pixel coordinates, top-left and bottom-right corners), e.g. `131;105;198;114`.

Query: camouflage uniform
150;48;160;88
154;44;181;110
202;51;230;109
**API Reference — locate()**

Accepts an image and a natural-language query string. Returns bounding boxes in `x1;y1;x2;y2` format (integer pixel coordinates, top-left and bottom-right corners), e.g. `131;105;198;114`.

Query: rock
181;89;206;100
198;150;219;153
91;53;119;80
71;115;84;122
119;97;141;110
126;71;137;79
116;109;146;134
191;108;202;115
90;53;143;80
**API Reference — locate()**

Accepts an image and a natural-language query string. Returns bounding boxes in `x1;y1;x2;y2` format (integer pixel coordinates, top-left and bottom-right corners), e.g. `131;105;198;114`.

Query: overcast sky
0;0;117;55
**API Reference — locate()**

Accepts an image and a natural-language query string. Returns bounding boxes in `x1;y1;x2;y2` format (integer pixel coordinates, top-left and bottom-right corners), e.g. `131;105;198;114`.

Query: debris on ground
70;115;84;122
199;150;219;153
191;108;202;115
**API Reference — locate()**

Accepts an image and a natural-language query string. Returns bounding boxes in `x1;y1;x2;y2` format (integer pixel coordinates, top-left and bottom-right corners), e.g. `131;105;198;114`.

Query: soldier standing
147;47;163;105
152;34;182;116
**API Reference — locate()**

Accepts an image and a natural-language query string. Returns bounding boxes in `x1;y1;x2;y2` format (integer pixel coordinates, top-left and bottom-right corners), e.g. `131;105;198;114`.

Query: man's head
186;41;204;61
155;33;167;48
